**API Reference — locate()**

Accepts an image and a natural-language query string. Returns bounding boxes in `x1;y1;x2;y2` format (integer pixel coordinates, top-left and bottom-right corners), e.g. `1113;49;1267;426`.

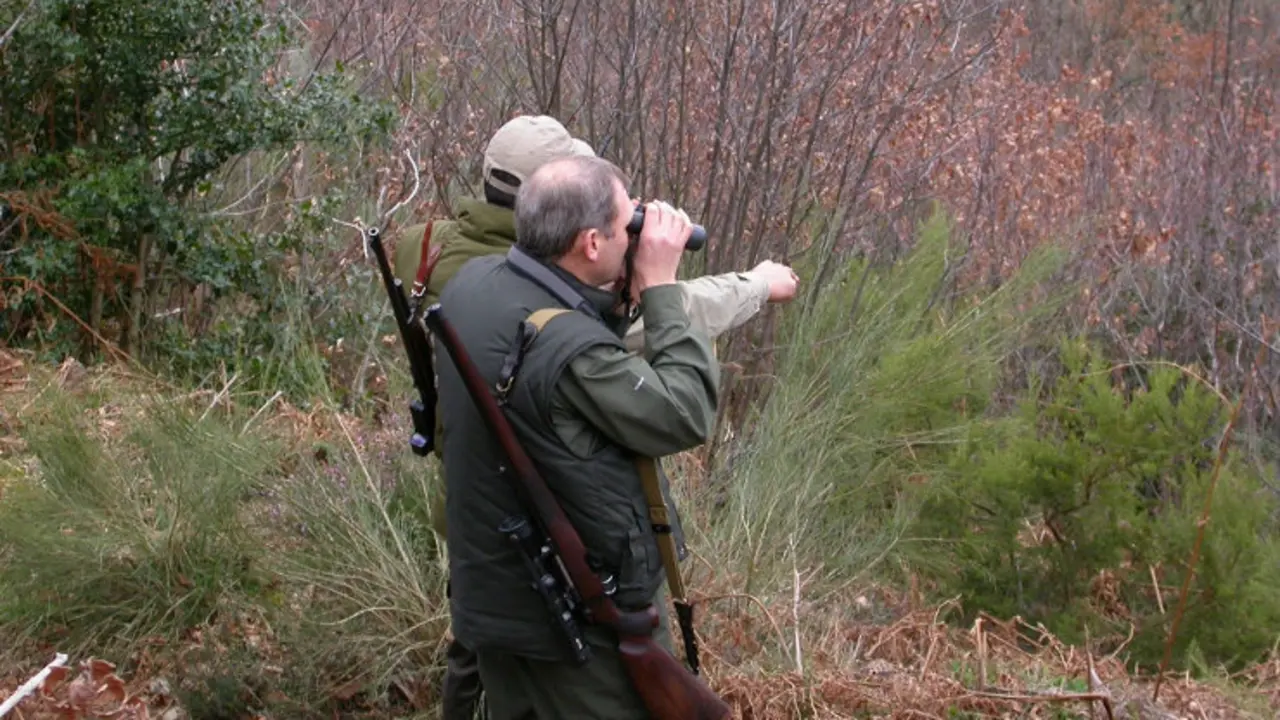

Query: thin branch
205;152;294;216
0;0;37;49
331;217;364;233
693;591;790;657
969;689;1116;704
0;277;144;371
240;390;283;435
383;147;423;222
0;653;68;718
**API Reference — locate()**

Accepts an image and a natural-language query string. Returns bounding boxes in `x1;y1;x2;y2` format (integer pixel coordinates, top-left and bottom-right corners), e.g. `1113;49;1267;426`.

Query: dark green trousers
475;586;674;720
441;635;483;720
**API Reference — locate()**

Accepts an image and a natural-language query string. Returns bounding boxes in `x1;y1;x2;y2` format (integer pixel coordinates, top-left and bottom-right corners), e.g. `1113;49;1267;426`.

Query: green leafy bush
1;0;391;362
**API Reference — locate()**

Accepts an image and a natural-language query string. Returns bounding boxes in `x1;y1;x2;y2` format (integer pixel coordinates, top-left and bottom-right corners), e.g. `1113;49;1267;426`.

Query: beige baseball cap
482;115;596;197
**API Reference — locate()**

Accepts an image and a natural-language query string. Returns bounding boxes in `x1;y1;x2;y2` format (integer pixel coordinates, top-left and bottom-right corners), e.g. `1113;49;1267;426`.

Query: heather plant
268;415;450;703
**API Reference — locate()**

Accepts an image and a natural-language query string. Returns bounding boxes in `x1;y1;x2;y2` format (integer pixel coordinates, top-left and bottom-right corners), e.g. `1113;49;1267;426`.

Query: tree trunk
83;275;103;361
125;233;149;357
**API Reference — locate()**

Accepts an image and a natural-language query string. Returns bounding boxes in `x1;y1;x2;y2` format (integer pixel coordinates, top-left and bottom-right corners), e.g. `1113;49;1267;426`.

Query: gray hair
514;156;630;261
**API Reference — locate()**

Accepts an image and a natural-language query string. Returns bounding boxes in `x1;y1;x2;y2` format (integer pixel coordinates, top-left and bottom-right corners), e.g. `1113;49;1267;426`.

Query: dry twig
1;277;140;369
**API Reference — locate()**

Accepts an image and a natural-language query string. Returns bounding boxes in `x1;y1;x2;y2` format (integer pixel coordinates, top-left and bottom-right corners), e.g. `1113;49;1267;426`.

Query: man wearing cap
391;115;796;719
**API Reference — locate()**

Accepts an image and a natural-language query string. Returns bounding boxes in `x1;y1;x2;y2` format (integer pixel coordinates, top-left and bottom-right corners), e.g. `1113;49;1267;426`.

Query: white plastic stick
0;653;68;718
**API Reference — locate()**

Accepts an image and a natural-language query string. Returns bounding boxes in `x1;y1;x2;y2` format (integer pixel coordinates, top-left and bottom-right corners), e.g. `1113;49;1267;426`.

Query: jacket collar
505;247;631;338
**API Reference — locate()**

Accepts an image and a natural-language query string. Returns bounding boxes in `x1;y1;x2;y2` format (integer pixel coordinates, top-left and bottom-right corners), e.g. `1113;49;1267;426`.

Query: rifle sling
634;457;688;602
636;454;702;675
411;220;443;304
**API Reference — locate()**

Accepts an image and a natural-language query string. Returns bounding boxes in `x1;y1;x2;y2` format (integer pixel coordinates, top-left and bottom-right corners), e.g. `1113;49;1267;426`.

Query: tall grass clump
0;390;280;657
270;418;449;702
698;207;1071;603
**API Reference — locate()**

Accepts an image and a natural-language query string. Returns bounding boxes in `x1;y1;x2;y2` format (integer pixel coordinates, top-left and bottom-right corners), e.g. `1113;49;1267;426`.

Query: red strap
412;220;444;297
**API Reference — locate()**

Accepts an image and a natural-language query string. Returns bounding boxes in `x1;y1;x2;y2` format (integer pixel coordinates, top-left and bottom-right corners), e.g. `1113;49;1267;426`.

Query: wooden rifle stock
421;303;730;720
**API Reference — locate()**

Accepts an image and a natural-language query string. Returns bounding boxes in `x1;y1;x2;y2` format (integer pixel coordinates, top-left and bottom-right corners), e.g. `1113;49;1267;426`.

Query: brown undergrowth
2;357;1278;719
5;595;1276;719
691;582;1279;719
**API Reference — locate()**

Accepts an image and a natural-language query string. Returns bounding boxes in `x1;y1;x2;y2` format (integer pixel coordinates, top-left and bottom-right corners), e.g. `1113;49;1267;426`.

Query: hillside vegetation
2;0;1278;717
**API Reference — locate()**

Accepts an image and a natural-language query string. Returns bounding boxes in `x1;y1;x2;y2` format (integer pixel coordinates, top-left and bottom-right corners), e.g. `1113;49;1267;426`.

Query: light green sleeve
622;271;770;353
551;284;721;459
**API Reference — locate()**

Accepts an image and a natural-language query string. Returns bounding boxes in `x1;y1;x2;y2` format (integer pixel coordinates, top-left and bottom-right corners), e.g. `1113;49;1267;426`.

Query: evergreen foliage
697;208;1070;596
915;341;1280;671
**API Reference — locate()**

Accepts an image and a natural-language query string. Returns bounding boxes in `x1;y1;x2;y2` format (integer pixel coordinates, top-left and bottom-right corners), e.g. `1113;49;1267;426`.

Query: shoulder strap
410;220;444;301
635;458;687;601
526;307;571;331
495;308;573;402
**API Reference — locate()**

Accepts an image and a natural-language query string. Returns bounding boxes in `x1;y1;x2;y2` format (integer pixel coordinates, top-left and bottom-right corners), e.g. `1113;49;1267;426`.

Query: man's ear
580;228;601;262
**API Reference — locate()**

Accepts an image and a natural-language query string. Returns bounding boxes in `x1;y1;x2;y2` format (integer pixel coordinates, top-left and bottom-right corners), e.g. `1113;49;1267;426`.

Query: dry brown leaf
41;665;69;695
65;676;95;709
101;674;128;703
87;659;116;684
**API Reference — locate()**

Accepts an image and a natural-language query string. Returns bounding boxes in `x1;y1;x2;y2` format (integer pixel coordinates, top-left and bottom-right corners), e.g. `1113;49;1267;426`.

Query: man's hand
751;260;800;303
631;200;693;295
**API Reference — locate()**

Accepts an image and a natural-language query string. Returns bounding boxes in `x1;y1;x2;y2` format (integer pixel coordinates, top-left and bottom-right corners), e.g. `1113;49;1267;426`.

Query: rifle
421;302;731;720
364;225;437;456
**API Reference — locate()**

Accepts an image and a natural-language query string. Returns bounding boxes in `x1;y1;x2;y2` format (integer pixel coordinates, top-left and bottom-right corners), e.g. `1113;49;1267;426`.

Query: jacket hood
453;196;516;248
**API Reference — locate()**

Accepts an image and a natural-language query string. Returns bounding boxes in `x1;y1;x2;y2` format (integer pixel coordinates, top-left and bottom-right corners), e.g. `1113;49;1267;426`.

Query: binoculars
626;206;706;251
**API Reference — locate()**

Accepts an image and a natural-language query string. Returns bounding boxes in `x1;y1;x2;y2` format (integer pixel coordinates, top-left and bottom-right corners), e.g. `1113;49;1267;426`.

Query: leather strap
526;308;572;331
635;457;687;602
411;220;444;300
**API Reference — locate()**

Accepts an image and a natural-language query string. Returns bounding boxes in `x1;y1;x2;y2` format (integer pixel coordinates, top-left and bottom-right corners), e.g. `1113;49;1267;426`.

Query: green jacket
394;197;516;310
435;250;719;660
